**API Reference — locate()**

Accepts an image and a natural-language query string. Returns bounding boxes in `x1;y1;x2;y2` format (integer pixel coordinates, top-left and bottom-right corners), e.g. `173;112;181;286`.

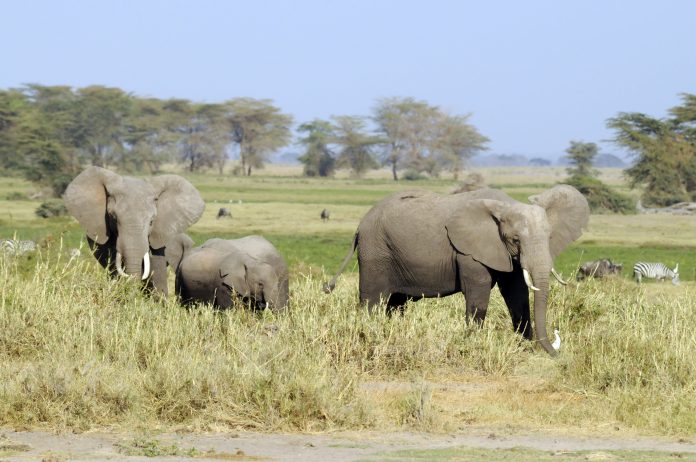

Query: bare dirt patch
1;426;695;462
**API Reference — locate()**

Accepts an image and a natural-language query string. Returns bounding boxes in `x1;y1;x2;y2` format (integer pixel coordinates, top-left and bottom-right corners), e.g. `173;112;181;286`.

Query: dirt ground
2;427;696;462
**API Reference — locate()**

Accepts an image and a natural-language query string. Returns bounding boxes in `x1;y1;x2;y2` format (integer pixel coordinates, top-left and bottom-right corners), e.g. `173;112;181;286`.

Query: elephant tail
323;232;358;293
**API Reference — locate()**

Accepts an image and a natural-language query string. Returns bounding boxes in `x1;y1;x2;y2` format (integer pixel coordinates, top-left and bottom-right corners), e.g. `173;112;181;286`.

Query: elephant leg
386;293;421;315
497;267;533;340
87;236;117;275
456;254;494;324
359;268;392;314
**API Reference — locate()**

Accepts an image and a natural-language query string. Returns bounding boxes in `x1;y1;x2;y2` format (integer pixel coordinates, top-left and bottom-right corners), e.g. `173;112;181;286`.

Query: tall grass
1;247;696;435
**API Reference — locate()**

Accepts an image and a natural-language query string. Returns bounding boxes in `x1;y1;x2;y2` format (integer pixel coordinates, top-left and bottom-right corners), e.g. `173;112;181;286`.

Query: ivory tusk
115;251;128;277
551;268;568;285
142;252;151;280
523;268;540;291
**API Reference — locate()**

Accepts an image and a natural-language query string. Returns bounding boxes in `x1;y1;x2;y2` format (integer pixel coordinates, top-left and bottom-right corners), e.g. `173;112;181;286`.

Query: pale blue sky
3;0;695;158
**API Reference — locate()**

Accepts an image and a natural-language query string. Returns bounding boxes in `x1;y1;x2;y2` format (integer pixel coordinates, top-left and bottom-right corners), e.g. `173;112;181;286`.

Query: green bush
34;199;69;218
565;176;635;214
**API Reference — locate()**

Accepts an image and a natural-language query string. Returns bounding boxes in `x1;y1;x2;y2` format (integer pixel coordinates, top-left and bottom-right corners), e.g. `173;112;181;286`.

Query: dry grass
1;248;695;436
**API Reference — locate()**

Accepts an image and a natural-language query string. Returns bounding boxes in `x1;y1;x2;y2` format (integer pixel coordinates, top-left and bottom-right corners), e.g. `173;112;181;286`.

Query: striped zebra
633;262;679;285
0;239;37;256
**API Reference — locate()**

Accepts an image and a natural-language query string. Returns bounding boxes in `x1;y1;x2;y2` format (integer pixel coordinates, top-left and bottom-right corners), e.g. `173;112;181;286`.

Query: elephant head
217;256;279;310
64;166;205;290
446;185;589;355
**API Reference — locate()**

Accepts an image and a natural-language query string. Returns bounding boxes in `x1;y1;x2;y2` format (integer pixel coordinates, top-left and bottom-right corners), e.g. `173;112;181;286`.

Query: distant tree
432;113;489;180
72;85;133;167
296;119;336;177
224;98;293;176
122;98;178;173
564;139;633;213
565;141;599;177
373;97;438;180
607;112;694;206
332;115;382;177
172;101;229;173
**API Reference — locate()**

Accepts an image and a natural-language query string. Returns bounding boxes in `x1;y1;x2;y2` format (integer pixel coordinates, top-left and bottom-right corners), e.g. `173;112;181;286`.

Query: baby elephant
166;234;289;312
576;258;623;281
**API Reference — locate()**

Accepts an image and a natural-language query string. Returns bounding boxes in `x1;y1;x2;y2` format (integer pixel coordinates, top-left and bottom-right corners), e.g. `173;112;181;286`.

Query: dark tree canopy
608;97;696;206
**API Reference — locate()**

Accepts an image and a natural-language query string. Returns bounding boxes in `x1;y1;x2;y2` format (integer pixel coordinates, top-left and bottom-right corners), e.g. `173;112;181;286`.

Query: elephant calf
166;234;289;312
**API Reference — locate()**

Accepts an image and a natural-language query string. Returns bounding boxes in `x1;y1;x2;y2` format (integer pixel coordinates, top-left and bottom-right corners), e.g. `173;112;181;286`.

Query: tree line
0;85;489;195
0;85;294;194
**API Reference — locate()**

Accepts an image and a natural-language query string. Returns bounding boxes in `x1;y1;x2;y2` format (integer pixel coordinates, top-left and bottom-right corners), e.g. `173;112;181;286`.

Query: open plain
1;166;695;461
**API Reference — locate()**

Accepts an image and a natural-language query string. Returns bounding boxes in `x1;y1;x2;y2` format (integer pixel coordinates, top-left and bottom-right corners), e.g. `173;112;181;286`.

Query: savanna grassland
1;166;695;444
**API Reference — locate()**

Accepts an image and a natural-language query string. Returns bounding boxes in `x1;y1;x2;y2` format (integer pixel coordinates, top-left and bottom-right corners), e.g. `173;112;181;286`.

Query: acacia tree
433;113;489;180
224;98;293;176
608;112;695;206
565;140;598;178
373;97;439;180
296;119;336;177
332;115;382;177
171;101;229;173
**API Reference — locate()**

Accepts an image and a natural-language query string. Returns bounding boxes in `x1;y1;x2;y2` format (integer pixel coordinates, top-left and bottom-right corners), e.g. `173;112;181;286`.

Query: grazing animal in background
633;262;680;285
166;234;289;312
320;208;330;221
0;239;37;255
576;258;623;281
217;207;232;219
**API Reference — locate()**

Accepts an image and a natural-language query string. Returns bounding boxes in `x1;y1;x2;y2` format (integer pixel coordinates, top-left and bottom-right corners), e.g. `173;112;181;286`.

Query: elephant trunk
120;239;151;280
522;243;558;357
531;272;557;356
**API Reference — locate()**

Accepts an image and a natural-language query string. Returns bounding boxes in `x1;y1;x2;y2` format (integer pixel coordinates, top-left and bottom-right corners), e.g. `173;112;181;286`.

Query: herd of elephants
57;166;672;357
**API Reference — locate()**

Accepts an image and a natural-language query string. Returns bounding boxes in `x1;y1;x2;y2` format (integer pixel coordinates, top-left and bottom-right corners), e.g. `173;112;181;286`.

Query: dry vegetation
0;167;695;439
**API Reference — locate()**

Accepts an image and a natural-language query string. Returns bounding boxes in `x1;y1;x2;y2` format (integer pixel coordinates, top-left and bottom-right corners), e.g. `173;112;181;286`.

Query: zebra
633;262;680;285
0;239;37;256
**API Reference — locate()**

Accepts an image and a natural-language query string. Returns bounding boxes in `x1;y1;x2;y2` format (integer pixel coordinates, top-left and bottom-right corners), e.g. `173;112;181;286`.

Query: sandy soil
2;427;696;462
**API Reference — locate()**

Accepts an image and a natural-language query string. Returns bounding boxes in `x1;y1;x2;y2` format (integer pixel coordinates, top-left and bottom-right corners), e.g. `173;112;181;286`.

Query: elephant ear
529;184;590;259
63;166;122;245
445;199;513;272
147;175;205;249
165;233;194;271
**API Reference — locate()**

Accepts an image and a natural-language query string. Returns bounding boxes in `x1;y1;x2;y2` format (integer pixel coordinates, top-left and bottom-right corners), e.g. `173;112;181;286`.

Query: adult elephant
324;185;589;356
166;234;289;312
64;166;205;295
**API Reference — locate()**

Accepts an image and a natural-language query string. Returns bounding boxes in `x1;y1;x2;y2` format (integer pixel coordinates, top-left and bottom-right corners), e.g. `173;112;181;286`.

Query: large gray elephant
166;234;289;312
325;185;589;356
64;166;205;295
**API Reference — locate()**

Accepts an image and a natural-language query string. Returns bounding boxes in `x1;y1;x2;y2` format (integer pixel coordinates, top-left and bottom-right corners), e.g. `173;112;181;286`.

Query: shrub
34;199;69;218
565;176;635;214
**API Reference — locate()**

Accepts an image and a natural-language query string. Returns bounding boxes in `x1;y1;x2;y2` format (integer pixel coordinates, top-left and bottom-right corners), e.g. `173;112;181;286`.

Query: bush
35;199;69;218
402;170;427;181
565;176;635;214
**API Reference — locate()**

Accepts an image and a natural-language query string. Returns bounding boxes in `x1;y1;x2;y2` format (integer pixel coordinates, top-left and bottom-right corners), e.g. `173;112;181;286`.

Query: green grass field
1;167;695;438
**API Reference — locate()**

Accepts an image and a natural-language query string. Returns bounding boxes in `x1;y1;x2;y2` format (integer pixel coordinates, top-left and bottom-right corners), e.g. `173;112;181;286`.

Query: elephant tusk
523;269;540;291
551;268;568;285
115;251;128;277
142;252;151;280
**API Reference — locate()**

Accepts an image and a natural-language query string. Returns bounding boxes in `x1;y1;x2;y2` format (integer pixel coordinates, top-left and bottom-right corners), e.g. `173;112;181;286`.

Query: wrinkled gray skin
576;259;623;281
64;166;205;295
167;234;289;312
325;185;589;356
